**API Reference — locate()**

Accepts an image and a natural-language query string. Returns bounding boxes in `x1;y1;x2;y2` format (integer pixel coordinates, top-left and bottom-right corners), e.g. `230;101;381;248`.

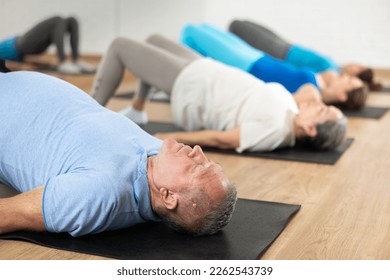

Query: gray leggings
15;16;79;62
229;20;291;60
92;34;201;106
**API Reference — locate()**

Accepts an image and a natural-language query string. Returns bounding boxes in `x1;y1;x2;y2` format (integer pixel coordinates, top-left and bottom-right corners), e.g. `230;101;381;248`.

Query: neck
316;74;325;90
294;115;306;139
147;156;159;215
320;86;337;104
320;70;338;86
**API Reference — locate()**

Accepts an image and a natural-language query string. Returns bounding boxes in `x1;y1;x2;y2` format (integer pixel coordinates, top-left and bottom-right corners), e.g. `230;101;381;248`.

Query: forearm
154;128;240;150
0;186;46;234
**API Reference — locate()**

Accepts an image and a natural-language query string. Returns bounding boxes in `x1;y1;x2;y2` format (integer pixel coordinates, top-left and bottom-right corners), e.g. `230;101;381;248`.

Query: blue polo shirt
0;71;162;237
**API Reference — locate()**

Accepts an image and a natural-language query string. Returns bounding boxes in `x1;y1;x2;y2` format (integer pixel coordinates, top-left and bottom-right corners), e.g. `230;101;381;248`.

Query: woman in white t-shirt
92;35;347;152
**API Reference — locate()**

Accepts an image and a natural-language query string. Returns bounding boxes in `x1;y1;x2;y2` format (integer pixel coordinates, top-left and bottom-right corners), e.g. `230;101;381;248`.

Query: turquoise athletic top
286;45;339;73
0;37;23;61
0;71;162;237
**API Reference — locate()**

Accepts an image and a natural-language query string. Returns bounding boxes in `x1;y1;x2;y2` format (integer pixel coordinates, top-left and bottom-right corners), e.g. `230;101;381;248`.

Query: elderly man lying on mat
91;35;347;153
0;60;237;237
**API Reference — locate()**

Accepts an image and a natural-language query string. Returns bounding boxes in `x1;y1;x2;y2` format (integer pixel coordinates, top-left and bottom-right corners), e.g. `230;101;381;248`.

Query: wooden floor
1;56;390;260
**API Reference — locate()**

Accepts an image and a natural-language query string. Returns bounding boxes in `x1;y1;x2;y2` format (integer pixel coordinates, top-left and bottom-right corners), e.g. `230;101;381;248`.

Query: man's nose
193;145;208;162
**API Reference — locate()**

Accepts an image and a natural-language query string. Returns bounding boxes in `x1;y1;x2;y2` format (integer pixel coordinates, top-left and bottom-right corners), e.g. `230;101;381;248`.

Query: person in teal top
182;23;319;93
229;19;381;91
0;16;94;74
182;23;368;110
0;64;237;237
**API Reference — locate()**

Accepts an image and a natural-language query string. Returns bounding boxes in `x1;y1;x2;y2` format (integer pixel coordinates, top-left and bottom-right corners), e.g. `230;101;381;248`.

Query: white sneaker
57;61;81;75
150;90;170;102
76;60;96;74
119;106;148;125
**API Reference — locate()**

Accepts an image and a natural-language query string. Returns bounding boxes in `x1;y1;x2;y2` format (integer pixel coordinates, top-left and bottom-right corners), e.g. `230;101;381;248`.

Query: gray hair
303;116;348;150
161;181;238;236
197;182;238;236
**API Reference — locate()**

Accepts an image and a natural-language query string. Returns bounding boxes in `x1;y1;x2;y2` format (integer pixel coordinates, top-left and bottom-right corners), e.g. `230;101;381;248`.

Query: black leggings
229;20;291;60
15;16;79;62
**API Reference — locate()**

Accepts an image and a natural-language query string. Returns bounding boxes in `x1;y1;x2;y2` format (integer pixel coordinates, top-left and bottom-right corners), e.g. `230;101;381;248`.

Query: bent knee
65;16;78;27
109;37;138;52
49;16;65;24
146;34;165;44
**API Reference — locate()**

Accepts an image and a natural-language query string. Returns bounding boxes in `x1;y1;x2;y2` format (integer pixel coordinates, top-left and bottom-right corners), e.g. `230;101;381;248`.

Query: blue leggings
182;23;263;72
181;23;319;93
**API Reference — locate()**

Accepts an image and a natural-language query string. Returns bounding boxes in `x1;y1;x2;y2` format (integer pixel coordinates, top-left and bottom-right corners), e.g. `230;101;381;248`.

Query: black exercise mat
142;122;353;165
0;198;300;260
342;106;389;119
0;59;10;73
374;86;390;93
114;91;171;103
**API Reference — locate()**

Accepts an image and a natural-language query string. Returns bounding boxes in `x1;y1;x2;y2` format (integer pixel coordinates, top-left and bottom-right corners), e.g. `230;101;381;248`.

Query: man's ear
159;188;178;210
303;123;317;137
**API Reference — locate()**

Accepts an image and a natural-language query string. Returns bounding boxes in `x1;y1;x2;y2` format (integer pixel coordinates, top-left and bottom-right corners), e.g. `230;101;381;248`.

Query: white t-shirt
171;58;299;152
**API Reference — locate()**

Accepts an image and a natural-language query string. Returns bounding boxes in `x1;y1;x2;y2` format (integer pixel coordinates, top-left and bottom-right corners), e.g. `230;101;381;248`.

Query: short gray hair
300;116;348;150
197;182;238;236
161;181;238;236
